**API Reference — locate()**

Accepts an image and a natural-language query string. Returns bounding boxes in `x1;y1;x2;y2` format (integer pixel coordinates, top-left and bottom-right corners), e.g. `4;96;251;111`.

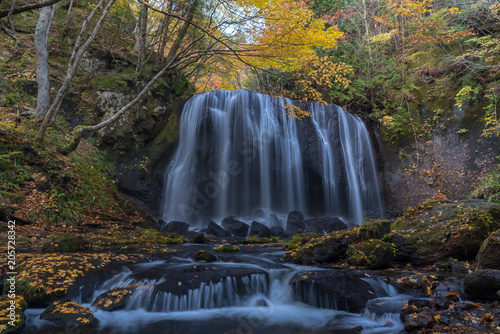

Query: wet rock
304;217;347;233
476;229;500;269
0;295;27;333
393;273;438;297
222;216;249;237
290;270;375;312
390;234;416;262
194;250;217;262
207;221;231;237
286;211;305;235
270;226;288;239
269;213;280;227
400;299;436;323
346;239;395;269
366;298;407;315
250;221;272;238
40;301;99;329
255;299;268;307
463;269;500;302
191;232;206;244
403;309;437;333
41;233;89;253
165;221;189;235
92;285;139;311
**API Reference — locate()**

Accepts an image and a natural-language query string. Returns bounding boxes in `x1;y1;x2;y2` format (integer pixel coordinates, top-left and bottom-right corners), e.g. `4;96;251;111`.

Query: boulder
270;226;288;239
40;301;99;329
476;229;500;269
92;285;138;311
304;217;347;233
390;234;417;263
207;221;231;237
221;216;249;237
290;270;375;312
346;239;395;269
391;200;500;265
194;250;217;262
191;232;206;244
463;269;500;302
286;211;305;235
250;221;272;238
269;213;280;227
164;221;189;235
393;273;438;297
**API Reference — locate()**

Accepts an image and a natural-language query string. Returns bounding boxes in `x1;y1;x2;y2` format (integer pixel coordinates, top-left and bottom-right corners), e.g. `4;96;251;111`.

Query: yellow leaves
103;300;113;308
433;314;441;322
77;317;90;324
369;30;396;44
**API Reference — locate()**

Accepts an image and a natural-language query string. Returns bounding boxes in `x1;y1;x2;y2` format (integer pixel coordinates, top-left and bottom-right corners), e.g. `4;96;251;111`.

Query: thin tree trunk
135;3;147;75
38;0;115;139
35;4;55;118
165;0;198;64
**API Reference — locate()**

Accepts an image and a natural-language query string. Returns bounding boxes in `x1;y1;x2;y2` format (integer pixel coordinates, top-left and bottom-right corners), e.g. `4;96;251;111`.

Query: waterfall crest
162;90;382;225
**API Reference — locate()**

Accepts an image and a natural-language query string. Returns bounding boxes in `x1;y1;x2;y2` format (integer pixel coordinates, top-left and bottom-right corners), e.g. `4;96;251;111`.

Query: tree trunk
135;3;147;75
35;4;55;118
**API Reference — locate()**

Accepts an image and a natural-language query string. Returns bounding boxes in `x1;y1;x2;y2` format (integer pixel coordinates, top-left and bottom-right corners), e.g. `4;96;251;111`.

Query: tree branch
0;0;64;19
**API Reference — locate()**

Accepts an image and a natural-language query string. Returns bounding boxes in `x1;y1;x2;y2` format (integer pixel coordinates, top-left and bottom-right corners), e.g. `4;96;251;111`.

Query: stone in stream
194;250;217;262
250;221;272;238
92;285;139;311
270;226;288;239
164;221;190;235
207;221;231;237
289;270;375;313
286;210;305;235
221;216;249;237
304;217;347;233
463;269;500;302
40;301;99;329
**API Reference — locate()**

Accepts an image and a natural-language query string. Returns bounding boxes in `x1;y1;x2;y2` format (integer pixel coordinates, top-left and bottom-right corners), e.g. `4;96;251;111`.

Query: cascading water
162;90;383;225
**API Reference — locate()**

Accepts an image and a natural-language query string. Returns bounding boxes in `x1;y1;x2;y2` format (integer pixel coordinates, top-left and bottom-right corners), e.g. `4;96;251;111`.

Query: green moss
245;235;279;244
213;244;240;252
281;233;322;250
346;239;395;269
41;233;89;253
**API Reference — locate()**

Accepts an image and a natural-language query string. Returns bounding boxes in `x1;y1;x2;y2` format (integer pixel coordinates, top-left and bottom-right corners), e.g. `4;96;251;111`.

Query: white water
162;90;383;226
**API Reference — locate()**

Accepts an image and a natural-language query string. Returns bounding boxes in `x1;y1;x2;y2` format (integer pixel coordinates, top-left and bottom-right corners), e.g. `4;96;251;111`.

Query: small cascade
150;274;268;312
162;90;383;226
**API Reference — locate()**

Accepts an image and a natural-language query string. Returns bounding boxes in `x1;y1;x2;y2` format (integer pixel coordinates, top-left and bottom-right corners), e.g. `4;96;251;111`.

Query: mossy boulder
194;250;217;262
284;220;389;265
40;301;98;329
476;229;500;269
92;284;139;311
41;233;89;253
0;295;27;333
346;239;395;269
191;232;206;244
391;200;500;265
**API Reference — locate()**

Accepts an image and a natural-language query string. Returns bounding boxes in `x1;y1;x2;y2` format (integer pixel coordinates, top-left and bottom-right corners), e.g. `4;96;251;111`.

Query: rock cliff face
374;103;499;218
57;53;188;215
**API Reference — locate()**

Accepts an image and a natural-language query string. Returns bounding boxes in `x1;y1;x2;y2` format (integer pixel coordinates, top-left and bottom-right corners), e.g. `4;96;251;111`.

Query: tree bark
135;3;147;75
35;4;55;118
38;0;115;139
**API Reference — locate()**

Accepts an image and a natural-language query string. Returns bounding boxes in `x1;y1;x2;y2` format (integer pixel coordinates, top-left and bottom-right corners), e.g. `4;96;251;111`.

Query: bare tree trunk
135;3;147;75
38;0;115;139
65;0;74;27
35;4;55;118
165;0;198;64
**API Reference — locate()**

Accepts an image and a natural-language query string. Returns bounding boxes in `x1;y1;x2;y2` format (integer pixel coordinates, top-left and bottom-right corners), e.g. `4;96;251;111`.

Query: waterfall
162;90;382;225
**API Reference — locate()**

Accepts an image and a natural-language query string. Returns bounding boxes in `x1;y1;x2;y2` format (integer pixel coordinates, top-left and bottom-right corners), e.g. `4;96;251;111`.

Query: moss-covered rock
0;295;27;333
391;200;500;264
41;233;89;253
476;229;500;269
213;245;240;252
40;301;98;328
91;284;139;311
191;232;206;244
346;239;395;269
194;250;217;262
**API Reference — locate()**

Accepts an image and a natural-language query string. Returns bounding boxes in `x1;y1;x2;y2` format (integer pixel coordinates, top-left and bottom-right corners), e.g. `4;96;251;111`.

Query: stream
21;244;410;334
